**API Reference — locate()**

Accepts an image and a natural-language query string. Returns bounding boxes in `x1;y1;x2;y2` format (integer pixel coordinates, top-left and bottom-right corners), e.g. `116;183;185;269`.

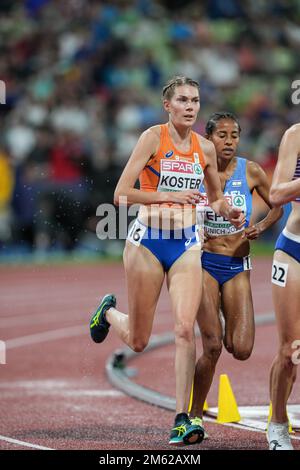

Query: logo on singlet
165;150;173;158
194;164;202;175
233;195;244;207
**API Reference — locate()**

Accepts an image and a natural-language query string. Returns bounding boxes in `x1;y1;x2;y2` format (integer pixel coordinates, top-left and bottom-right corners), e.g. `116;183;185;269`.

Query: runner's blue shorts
275;228;300;263
201;251;252;286
127;219;201;271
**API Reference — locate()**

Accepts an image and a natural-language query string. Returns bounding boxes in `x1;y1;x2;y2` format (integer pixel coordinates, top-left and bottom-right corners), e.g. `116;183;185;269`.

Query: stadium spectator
0;0;299;255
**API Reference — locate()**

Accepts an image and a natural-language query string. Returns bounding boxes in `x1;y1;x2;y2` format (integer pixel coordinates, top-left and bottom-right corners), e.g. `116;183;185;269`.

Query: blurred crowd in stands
0;0;299;256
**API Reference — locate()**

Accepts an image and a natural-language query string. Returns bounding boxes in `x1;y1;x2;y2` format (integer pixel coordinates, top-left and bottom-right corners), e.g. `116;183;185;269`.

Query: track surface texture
0;258;299;450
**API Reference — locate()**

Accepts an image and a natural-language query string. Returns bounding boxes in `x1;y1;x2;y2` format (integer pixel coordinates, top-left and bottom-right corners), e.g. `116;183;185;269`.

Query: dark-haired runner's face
208;119;240;160
164;85;200;128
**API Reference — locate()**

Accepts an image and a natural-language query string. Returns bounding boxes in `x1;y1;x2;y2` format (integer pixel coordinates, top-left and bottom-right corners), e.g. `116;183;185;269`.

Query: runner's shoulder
144;125;161;141
246;160;267;184
195;134;215;158
138;126;161;153
285;123;300;137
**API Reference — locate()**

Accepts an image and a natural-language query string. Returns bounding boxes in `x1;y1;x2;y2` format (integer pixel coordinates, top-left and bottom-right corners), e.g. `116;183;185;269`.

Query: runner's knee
224;337;253;360
278;343;298;371
223;338;233;355
174;322;195;344
232;347;252;361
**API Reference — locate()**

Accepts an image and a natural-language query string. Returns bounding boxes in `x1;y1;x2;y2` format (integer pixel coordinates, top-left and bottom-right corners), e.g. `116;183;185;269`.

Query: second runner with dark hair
190;111;283;434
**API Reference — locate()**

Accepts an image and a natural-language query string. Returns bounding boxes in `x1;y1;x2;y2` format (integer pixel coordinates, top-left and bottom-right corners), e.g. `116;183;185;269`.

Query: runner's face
164;85;200;127
209;119;240;160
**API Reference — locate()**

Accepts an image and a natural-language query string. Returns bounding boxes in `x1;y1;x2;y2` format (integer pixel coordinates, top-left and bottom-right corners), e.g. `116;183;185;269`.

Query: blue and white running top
293;155;300;203
197;157;252;236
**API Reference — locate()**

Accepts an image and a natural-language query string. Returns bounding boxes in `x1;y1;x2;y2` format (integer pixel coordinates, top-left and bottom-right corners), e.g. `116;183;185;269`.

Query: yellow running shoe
190;416;209;439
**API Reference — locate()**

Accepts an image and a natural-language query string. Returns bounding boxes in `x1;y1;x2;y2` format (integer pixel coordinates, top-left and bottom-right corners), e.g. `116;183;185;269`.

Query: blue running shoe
169;414;204;446
89;294;116;343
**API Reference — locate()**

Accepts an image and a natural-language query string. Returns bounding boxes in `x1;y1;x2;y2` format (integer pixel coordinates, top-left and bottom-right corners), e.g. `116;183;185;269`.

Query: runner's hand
169;190;203;205
227;208;245;229
242;224;261;240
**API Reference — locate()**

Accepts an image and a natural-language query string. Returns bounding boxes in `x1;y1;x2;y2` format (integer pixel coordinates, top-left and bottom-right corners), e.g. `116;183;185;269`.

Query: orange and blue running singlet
127;124;206;271
139;123;206;194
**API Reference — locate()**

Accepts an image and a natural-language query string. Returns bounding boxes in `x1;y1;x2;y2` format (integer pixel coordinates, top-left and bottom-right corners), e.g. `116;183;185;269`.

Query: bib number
271;260;288;287
127;220;147;247
243;255;252;271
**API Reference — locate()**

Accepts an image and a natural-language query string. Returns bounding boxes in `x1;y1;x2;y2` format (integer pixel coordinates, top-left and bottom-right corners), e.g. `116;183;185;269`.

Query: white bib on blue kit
197;157;252;236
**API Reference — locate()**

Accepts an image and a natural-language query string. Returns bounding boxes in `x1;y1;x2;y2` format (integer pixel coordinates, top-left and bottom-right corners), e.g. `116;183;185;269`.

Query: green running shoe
89;294;116;343
169;415;204;446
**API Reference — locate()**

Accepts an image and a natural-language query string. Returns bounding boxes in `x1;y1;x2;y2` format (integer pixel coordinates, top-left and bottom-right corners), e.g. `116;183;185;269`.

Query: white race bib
271;260;288;287
198;191;246;236
243;255;252;271
157;159;204;192
127;220;147;247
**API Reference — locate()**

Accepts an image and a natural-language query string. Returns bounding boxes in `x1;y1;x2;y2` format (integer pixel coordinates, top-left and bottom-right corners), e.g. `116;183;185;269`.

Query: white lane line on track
0;312;86;328
0;389;124;398
0;289;98;301
5;325;86;349
1;295;96;309
0;435;54;450
203;418;300;441
0;313;71;328
0;379;125;396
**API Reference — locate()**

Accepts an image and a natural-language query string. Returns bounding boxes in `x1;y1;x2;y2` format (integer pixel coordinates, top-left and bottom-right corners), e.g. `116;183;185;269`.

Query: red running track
0;259;299;450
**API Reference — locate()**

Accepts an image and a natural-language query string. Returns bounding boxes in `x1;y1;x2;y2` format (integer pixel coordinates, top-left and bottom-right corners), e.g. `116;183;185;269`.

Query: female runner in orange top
89;77;244;446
